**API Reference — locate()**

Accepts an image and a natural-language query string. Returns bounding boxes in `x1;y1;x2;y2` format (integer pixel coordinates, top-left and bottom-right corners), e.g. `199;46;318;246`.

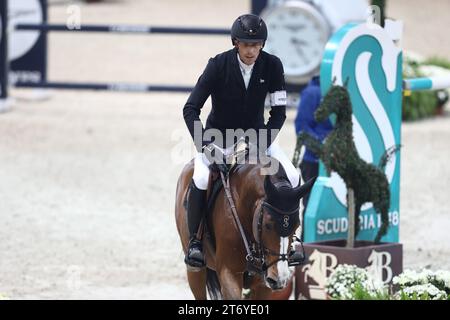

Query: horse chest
323;142;346;169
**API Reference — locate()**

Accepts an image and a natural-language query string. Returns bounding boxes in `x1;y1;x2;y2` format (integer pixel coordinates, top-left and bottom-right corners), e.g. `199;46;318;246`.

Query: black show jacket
183;47;287;152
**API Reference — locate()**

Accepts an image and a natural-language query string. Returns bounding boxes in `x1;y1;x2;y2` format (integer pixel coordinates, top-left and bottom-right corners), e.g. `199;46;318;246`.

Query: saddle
183;139;249;246
209;139;249;198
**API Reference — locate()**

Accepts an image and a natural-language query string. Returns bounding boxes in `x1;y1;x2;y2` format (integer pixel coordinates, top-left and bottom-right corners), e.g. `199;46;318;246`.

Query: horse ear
293;176;317;200
332;76;337;85
264;175;277;198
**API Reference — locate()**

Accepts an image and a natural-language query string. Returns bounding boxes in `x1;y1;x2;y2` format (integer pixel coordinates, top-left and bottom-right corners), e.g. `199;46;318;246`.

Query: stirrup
184;238;206;271
288;237;307;266
288;249;306;266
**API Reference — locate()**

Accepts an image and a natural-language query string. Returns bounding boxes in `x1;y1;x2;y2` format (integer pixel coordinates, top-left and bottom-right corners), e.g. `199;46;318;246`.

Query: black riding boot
185;181;207;270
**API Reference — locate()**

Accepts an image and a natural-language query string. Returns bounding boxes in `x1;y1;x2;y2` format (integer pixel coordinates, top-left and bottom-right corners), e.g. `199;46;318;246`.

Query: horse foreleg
218;268;243;300
296;133;323;159
187;269;207;300
292;134;305;166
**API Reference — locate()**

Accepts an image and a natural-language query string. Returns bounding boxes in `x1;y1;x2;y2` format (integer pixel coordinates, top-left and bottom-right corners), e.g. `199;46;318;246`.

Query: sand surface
0;0;449;299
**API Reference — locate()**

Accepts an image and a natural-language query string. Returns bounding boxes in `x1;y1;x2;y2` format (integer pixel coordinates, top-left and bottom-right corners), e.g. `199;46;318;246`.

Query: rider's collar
237;53;254;74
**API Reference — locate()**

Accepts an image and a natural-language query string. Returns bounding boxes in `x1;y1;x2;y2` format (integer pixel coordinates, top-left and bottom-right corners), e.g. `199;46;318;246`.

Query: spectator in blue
294;75;333;238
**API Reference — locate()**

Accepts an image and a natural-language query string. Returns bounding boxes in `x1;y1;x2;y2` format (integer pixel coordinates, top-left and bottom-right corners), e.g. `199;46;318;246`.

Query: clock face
262;2;330;80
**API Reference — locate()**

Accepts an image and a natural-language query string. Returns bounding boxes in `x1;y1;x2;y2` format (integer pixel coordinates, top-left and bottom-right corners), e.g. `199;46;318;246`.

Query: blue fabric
294;76;333;163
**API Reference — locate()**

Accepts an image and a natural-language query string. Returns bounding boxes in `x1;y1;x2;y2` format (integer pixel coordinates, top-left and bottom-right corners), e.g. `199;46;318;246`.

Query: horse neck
335;109;353;134
232;165;265;229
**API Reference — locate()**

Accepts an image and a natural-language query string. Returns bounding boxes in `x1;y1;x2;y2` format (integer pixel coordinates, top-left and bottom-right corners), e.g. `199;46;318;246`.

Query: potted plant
292;83;403;300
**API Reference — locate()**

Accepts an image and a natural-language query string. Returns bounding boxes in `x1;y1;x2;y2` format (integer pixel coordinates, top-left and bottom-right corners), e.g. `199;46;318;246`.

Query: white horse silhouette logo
366;250;393;283
302;249;338;288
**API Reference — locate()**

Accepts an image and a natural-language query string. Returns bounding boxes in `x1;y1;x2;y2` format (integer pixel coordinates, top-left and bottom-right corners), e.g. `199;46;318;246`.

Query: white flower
433;270;450;291
326;266;450;300
398;284;447;300
393;269;435;287
325;264;387;300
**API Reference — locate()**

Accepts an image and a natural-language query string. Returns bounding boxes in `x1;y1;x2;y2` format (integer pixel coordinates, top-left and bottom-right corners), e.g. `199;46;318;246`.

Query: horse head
315;84;352;123
252;174;315;291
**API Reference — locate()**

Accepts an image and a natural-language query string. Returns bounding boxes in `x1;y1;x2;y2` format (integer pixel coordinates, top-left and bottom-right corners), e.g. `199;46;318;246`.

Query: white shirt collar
237;53;254;74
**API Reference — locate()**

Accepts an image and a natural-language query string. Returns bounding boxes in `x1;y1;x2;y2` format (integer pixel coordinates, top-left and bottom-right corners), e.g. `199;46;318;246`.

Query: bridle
219;170;305;276
249;200;305;274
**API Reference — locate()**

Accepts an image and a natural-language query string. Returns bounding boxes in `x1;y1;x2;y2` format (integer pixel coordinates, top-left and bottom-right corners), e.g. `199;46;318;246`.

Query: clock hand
291;38;308;46
290;38;307;62
296;47;306;60
284;24;306;32
295;45;306;60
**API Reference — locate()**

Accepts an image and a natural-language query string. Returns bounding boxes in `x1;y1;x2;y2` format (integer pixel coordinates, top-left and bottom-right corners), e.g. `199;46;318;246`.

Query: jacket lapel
231;49;246;92
247;55;262;92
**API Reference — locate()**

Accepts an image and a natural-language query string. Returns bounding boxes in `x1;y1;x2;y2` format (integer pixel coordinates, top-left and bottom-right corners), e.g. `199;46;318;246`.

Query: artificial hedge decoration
294;84;397;246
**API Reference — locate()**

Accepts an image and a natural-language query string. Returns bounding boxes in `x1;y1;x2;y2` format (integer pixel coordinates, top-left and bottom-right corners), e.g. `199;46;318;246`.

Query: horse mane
231;159;291;204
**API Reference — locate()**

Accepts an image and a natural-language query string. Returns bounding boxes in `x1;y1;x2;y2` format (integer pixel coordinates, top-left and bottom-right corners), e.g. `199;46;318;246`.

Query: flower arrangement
393;269;450;300
396;284;447;300
325;264;387;300
325;266;450;300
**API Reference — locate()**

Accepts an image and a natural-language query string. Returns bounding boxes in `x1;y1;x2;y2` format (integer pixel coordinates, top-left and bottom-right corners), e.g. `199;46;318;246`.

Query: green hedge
402;57;449;121
424;56;450;69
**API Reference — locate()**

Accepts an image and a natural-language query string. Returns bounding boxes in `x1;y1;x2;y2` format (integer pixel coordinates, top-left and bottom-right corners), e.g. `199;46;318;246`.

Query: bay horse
175;151;315;300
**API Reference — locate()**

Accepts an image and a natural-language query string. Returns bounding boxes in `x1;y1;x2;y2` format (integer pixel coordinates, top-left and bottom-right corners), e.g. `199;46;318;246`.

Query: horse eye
265;223;273;231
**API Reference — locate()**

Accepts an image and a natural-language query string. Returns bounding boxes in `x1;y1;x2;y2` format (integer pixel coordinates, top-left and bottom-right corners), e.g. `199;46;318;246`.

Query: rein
219;171;259;269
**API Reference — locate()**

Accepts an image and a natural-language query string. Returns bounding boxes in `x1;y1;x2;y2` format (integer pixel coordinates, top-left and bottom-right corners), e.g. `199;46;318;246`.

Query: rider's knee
192;175;208;190
193;154;209;190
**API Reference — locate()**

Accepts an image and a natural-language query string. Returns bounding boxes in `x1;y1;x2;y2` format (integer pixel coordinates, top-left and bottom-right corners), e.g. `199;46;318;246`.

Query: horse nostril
266;277;280;290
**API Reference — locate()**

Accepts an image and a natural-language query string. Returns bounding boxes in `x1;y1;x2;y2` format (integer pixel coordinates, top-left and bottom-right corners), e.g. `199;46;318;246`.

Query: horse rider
183;14;301;269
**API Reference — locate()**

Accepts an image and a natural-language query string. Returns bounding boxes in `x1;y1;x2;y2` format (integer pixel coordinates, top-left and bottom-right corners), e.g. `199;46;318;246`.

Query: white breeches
192;143;300;190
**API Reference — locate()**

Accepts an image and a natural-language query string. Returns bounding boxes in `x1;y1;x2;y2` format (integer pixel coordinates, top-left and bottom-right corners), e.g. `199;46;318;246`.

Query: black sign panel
8;0;47;84
0;0;8;100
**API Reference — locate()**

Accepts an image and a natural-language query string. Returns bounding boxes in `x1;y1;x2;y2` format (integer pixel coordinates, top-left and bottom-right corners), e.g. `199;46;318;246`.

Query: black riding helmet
231;14;268;46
